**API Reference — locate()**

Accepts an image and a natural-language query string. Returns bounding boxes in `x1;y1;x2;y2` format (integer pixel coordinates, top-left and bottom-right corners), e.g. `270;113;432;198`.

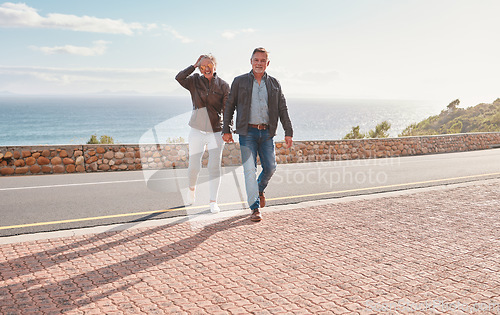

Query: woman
175;54;229;213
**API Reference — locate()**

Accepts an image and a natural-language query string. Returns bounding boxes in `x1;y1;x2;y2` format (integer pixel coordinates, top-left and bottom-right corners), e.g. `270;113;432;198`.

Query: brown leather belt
248;124;269;130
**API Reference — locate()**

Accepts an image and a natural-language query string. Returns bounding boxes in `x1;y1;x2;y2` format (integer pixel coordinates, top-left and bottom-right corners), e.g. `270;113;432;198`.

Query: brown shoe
259;192;266;208
250;209;262;222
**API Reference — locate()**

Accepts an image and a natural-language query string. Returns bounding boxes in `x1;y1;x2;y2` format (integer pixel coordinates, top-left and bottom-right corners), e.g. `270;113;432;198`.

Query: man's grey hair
251;47;270;60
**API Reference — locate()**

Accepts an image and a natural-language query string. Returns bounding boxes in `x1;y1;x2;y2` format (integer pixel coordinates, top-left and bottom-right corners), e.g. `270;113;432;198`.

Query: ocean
0;95;442;146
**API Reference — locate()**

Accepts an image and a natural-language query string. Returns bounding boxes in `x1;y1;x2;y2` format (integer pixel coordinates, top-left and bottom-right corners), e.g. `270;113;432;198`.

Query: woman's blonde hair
201;54;217;67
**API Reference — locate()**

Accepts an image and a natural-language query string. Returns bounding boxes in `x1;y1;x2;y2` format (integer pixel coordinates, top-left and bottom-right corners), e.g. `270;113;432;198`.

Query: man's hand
223;133;234;143
285;136;293;148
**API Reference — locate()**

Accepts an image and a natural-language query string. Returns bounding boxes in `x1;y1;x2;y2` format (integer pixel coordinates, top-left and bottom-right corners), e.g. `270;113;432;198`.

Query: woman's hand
193;55;204;68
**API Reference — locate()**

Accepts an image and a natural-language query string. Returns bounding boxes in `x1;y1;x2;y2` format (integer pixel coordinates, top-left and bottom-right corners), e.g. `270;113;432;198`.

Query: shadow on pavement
0;213;254;313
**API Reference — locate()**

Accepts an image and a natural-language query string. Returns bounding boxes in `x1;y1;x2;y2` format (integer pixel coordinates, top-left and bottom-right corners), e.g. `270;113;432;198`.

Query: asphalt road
1;148;499;237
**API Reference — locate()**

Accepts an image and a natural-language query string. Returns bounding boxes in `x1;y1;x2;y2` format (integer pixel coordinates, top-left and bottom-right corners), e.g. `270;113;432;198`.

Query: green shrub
343;126;366;139
87;134;115;144
166;137;185;144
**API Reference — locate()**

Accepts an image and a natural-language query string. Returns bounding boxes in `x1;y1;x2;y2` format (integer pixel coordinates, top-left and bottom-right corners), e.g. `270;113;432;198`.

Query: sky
0;0;499;107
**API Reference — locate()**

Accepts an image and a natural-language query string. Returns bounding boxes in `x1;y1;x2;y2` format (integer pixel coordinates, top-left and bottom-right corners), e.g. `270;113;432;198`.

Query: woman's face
199;58;215;80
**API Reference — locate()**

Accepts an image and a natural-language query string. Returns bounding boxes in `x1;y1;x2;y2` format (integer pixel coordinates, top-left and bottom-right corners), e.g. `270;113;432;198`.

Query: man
223;47;293;222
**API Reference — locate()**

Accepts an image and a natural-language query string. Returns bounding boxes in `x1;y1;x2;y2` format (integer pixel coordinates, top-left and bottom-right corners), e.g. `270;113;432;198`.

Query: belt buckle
258;124;265;130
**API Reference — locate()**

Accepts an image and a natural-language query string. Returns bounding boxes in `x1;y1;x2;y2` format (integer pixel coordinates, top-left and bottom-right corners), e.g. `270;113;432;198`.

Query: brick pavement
1;179;499;314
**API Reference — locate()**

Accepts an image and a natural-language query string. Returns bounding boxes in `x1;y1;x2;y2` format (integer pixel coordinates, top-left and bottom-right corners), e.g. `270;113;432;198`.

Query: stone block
15;167;29;174
13;158;24;166
99;164;110;171
76;165;85;173
54;165;65;173
30;165;41;174
75;156;84;165
86;156;98;164
0;167;15;175
63;158;75;165
37;156;50;165
104;151;114;159
51;157;62;165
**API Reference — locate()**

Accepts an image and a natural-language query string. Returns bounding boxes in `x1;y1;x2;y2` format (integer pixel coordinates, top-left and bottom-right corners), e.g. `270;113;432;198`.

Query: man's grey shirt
248;79;269;125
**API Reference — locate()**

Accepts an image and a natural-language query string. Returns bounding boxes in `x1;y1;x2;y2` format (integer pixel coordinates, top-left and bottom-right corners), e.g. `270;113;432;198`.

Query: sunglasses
199;64;214;71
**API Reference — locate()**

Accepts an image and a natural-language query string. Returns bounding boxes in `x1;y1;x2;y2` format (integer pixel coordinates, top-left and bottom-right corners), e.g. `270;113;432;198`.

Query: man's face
199;58;215;80
251;52;270;75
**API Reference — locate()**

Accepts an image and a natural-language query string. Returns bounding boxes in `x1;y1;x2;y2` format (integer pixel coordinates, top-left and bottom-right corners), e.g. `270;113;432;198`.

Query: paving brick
0;179;499;313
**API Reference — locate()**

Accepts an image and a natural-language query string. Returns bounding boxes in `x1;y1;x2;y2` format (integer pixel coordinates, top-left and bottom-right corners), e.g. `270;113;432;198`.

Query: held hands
223;133;234;143
223;133;291;147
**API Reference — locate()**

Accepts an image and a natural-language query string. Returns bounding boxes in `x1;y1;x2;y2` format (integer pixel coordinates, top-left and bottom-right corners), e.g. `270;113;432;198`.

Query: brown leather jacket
175;65;230;132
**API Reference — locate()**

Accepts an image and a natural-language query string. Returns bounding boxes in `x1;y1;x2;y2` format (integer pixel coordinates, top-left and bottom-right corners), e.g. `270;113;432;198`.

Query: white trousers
187;128;225;202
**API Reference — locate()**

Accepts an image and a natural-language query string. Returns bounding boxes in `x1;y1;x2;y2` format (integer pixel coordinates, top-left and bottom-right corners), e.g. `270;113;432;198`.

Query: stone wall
1;132;499;176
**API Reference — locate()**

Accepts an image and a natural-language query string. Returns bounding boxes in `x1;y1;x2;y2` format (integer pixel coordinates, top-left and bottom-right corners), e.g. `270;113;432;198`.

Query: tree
447;99;460;111
343;126;366;139
368;121;391;138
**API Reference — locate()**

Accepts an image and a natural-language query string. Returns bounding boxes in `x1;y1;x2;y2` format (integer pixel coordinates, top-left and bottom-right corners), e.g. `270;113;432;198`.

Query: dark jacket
175;65;230;132
223;71;293;137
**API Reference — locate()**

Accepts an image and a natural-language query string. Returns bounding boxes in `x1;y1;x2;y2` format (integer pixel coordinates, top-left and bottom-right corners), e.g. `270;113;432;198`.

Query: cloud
222;28;256;40
0;2;143;35
162;25;193;43
30;40;110;56
0;65;180;94
0;65;177;79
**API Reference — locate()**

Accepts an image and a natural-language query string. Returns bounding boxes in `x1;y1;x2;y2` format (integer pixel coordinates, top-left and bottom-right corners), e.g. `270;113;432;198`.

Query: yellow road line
1;172;499;231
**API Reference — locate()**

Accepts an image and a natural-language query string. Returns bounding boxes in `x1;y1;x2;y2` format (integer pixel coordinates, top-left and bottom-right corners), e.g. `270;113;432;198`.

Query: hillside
399;98;500;137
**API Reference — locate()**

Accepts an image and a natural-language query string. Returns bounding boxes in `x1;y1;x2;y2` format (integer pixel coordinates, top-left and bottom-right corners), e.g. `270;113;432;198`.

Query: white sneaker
186;188;195;205
209;202;220;213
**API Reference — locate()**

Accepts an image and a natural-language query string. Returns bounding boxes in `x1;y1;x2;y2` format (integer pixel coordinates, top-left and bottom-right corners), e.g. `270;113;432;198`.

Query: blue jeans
239;128;277;210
